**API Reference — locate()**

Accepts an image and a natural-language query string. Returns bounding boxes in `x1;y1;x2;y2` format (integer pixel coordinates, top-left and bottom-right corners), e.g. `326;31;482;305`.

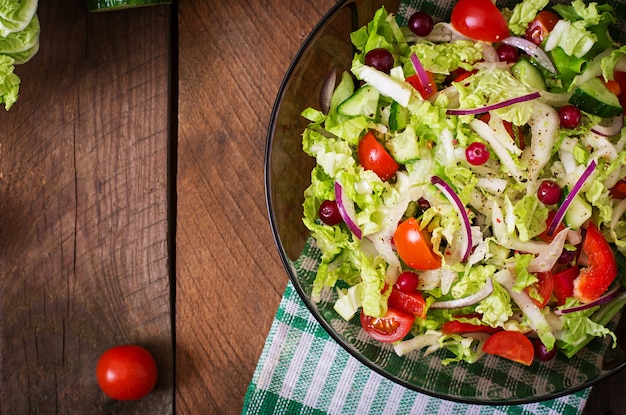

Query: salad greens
301;0;626;365
0;0;39;110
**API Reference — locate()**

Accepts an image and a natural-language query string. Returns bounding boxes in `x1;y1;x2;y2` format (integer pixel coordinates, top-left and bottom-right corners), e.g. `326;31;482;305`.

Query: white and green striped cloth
241;281;589;414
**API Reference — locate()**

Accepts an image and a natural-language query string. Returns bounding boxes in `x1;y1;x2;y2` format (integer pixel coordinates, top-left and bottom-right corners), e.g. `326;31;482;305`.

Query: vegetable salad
301;0;626;365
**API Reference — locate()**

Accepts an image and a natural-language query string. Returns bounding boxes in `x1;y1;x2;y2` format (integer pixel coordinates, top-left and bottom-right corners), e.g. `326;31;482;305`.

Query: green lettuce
0;0;38;37
0;54;19;110
507;0;549;35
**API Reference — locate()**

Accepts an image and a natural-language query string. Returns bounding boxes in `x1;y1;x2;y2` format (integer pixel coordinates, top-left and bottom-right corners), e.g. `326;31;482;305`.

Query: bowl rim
264;0;626;405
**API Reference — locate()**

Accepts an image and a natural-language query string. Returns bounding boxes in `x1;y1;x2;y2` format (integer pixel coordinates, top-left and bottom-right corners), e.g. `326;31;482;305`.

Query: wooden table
0;1;625;413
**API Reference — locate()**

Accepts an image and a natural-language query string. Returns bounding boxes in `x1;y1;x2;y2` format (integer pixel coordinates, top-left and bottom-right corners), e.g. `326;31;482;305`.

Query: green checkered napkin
243;0;626;413
242;280;589;415
242;240;591;415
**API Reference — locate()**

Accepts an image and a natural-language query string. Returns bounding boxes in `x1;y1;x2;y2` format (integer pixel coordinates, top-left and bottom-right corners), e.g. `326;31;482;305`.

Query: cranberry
364;48;394;74
537;180;561;205
559;105;582;129
318;200;342;225
496;44;519;63
465;142;490;165
396;271;420;293
533;338;557;361
408;11;434;37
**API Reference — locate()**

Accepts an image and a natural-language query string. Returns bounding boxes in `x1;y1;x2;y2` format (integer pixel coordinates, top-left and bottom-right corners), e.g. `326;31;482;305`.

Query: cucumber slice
389;100;409;132
511;58;546;91
568;77;623;118
387;126;420;163
337;84;380;119
564;194;592;230
86;0;172;12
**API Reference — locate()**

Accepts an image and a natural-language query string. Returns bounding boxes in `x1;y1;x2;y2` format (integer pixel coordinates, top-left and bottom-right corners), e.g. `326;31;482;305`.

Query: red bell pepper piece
388;287;427;319
442;320;502;335
573;223;618;303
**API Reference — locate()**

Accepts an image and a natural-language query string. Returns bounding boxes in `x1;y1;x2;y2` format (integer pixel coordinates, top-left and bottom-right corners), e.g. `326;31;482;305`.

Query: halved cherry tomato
482;331;534;365
441;320;501;335
573;223;618;303
405;71;437;99
360;308;414;343
553;266;578;306
450;0;509;42
525;11;559;46
393;217;441;270
357;131;399;181
538;210;566;242
604;79;622;96
388;287;427;319
525;271;554;308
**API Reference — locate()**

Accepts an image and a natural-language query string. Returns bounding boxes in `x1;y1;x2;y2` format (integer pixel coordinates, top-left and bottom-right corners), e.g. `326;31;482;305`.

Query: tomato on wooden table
525;11;560;45
393;217;441;270
482;331;535;365
360;308;414;343
450;0;509;42
96;345;158;401
524;271;554;308
573;223;618;303
357;131;399;181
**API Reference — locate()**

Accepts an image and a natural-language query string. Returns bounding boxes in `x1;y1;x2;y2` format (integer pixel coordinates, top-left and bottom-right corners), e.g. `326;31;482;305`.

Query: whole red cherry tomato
96;345;158;400
451;0;509;42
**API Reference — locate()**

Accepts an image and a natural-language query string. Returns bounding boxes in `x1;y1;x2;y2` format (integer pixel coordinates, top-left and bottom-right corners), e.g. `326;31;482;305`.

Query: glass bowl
265;0;626;404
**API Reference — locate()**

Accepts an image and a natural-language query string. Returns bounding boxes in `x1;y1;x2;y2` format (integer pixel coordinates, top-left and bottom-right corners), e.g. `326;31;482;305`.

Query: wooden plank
0;2;173;413
175;0;336;412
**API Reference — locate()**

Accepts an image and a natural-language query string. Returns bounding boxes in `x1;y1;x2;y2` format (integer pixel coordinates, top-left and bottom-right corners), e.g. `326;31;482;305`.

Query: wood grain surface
1;0;626;414
0;1;173;413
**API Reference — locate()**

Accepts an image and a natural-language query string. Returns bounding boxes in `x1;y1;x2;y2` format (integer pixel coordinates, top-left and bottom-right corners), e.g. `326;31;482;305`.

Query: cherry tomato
538;210;566;243
360;308;414;343
450;0;509;42
482;331;534;365
405;71;437;99
393;217;441;270
615;71;626;114
357;131;399;181
525;11;559;46
388;287;427;319
96;345;157;401
573;223;618;303
524;271;554;308
553;266;578;306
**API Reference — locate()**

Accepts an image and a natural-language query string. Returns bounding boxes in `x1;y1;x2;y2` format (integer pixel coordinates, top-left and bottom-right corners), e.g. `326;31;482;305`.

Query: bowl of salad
265;0;626;404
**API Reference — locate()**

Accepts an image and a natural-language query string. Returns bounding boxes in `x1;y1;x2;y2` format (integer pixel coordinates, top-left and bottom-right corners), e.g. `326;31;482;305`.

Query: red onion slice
590;115;624;137
430;278;494;309
501;36;556;74
334;181;362;239
409;53;434;96
446;92;540;116
554;285;623;315
547;160;597;236
431;175;472;262
319;66;337;115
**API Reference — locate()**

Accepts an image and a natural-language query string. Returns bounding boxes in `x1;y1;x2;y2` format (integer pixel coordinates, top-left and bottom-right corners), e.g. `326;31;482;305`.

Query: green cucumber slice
337;84;380;119
568;77;623;118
